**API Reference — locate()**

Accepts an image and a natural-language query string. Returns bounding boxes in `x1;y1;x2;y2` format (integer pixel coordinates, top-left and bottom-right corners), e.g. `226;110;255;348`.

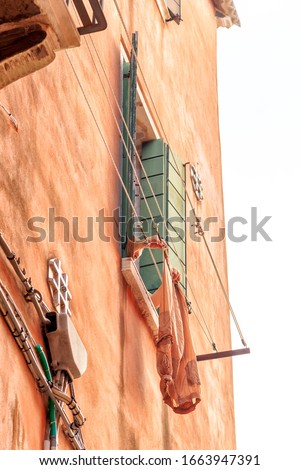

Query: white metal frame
48;258;72;316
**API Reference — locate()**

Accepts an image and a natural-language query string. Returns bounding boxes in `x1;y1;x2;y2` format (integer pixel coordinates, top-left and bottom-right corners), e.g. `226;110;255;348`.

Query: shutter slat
168;163;185;195
141;174;164;198
142;139;165;159
168;181;185;217
140;194;165;221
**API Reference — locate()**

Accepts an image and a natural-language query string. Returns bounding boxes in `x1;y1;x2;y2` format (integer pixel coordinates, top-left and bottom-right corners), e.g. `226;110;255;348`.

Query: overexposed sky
217;0;300;464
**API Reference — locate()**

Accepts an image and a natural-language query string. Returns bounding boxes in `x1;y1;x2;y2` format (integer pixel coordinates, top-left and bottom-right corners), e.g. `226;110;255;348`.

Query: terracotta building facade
0;0;240;450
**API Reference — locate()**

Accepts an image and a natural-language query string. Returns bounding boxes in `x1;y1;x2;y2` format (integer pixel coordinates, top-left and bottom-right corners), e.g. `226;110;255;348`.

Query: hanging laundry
134;237;201;414
130;235;168;260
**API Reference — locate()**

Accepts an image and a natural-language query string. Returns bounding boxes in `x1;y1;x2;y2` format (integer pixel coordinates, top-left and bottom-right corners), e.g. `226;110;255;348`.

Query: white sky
217;0;300;465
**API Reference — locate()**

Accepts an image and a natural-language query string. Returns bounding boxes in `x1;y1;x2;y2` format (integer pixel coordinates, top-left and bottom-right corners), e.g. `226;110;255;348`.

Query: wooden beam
196;347;250;362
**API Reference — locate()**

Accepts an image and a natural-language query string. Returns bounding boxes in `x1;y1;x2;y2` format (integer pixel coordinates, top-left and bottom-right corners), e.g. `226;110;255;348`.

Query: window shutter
139;139;166;292
122;33;138;256
140;139;186;293
167;149;186;291
121;60;132;256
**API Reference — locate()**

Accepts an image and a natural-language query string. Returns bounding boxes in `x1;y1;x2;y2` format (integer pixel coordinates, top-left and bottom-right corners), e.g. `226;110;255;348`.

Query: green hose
35;344;57;447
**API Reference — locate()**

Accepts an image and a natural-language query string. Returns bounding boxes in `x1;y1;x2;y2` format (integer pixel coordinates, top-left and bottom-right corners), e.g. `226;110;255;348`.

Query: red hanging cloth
134;236;201;414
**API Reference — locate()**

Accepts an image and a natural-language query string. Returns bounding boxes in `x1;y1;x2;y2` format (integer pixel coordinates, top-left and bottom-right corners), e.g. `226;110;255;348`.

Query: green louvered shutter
122;60;132;247
122;33;138;256
140;139;186;293
167;149;186;291
139;139;166;292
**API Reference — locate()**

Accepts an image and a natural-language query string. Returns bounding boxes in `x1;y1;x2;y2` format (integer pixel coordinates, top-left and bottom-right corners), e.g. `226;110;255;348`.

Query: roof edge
213;0;241;28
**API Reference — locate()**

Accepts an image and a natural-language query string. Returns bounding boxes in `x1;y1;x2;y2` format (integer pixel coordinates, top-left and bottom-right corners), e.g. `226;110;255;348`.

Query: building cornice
213;0;241;28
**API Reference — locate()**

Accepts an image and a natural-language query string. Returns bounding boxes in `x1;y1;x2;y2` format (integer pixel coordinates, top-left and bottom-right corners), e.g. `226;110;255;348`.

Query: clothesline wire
202;235;246;345
65;43;215;348
64;50;165;286
65;47;199;346
112;0;247;347
69;4;216;348
79;32;216;348
68;8;164;287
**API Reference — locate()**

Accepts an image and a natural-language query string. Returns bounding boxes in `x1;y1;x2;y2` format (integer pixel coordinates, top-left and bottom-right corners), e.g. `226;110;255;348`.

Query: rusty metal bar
72;0;107;35
196;347;250;362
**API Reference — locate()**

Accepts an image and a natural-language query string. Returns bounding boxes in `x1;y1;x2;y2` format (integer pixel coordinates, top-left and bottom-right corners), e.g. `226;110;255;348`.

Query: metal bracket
196;347;250;362
190;165;204;201
47;258;87;380
193;217;204;237
166;15;182;24
0;232;50;324
72;0;107;35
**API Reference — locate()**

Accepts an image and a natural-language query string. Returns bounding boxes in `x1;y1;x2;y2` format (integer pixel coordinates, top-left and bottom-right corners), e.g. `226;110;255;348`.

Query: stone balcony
0;0;80;89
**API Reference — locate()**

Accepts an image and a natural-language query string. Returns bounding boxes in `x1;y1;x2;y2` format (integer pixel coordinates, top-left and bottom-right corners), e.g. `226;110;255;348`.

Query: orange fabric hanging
134;236;201;414
152;256;201;414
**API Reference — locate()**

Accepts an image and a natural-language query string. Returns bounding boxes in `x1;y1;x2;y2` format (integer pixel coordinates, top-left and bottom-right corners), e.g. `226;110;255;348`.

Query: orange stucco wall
0;0;235;449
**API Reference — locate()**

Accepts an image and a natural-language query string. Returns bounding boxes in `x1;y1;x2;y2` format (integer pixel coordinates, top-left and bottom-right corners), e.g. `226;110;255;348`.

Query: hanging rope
0;233;86;448
112;0;247;347
0;282;86;450
0;232;50;325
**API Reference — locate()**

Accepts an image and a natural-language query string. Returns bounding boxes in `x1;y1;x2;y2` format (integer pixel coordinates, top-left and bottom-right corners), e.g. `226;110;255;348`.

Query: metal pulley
45;310;87;380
